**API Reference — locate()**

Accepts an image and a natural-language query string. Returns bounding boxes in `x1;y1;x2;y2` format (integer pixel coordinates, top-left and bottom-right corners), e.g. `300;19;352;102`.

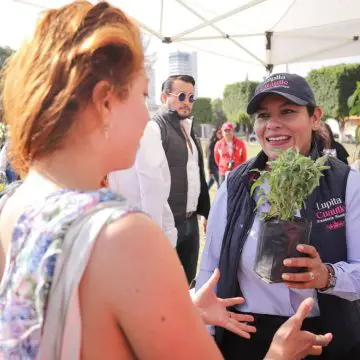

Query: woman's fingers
304;333;333;356
205;268;221;292
296;244;319;258
224;319;256;339
282;271;315;282
314;333;333;346
227;312;254;323
220;296;245;307
226;324;251;339
283;257;314;268
308;345;323;356
233;321;257;334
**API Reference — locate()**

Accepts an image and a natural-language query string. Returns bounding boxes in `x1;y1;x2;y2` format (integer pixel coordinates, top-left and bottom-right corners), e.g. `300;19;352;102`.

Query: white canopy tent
12;0;360;72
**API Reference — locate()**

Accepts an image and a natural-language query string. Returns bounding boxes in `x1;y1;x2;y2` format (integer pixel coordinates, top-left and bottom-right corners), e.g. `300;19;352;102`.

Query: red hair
1;1;144;176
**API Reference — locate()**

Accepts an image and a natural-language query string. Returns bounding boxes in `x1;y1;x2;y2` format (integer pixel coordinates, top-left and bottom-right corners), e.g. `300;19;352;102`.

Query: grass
197;141;357;272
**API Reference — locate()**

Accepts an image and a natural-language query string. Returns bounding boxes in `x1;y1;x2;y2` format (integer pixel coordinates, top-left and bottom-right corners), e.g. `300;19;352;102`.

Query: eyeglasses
169;92;196;103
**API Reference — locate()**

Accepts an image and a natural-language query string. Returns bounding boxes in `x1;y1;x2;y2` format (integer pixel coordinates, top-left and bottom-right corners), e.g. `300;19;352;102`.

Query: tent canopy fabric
14;0;360;71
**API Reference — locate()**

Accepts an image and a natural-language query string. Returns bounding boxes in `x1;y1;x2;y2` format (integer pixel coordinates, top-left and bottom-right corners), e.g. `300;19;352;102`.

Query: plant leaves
252;148;329;221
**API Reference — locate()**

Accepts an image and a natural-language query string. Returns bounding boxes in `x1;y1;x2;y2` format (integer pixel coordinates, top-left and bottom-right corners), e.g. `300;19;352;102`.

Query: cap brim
247;90;309;115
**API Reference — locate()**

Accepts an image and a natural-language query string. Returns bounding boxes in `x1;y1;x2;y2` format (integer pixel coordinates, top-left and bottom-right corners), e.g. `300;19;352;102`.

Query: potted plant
251;148;329;283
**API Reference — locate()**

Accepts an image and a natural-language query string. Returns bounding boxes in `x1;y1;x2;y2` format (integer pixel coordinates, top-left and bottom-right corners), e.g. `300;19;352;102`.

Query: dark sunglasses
169;92;196;103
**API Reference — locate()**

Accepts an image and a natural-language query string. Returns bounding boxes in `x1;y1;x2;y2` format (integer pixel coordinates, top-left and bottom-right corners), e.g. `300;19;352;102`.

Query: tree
0;46;15;124
238;112;252;126
348;81;360;116
0;123;7;148
238;112;254;141
222;80;258;124
192;97;213;124
0;46;14;70
211;98;226;125
307;63;360;132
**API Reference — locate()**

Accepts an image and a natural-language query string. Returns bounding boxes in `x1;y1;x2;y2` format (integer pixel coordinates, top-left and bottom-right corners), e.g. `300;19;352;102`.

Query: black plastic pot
254;218;312;283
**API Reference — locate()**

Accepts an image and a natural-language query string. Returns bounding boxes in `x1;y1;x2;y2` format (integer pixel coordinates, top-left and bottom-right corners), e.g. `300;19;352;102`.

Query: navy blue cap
247;73;316;115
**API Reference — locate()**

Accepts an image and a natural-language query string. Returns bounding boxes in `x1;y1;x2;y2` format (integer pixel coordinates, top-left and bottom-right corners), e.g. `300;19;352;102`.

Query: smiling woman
197;73;360;360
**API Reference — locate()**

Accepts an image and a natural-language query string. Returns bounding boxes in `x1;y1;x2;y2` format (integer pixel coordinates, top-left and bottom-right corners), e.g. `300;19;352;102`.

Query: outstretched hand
192;269;256;339
265;298;332;360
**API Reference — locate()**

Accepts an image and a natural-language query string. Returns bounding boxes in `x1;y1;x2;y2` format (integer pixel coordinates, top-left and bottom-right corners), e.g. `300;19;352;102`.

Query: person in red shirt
214;122;247;183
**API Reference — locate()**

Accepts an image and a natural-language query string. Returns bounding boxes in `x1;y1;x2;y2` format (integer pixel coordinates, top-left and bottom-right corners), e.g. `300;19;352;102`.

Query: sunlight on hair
1;1;144;176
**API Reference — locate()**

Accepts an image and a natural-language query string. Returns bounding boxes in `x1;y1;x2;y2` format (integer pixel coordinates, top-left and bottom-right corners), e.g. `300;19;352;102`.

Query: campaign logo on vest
315;197;345;230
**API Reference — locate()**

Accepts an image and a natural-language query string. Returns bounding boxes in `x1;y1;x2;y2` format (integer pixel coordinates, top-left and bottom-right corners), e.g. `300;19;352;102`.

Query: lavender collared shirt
196;169;360;333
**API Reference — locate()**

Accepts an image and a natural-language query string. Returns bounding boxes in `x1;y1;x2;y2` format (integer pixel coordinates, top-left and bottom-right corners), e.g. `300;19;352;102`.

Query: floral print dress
0;185;137;359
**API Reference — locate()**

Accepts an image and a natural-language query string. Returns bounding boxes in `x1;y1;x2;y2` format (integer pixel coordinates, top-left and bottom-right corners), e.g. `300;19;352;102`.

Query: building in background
168;51;198;97
145;53;158;112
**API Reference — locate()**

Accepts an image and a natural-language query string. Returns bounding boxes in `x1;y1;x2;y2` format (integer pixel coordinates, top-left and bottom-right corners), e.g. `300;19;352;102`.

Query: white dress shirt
180;118;201;213
108;121;177;247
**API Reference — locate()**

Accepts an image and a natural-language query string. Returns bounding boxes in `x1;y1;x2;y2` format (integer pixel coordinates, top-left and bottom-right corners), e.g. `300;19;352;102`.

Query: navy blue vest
216;147;360;358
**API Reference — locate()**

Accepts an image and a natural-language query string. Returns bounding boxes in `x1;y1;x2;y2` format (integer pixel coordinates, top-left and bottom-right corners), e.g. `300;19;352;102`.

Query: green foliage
192;97;213;124
238;112;253;126
348;81;360;116
0;123;7;148
0;46;15;123
250;149;329;221
211;98;226;125
307;63;360;121
0;46;14;70
356;125;360;146
222;80;258;124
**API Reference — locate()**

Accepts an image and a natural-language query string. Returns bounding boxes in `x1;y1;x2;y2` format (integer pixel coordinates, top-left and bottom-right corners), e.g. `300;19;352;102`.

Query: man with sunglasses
153;74;210;285
108;74;210;285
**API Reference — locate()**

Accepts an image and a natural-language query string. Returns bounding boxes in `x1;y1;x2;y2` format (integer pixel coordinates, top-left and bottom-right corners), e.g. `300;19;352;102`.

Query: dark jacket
215;145;360;359
315;135;349;165
332;142;349;165
207;140;218;174
152;107;210;226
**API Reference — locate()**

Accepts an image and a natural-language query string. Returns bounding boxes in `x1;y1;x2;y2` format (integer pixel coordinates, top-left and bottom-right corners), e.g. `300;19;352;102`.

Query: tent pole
173;0;266;66
13;0;46;9
171;0;267;40
159;0;164;36
265;31;273;74
283;38;359;64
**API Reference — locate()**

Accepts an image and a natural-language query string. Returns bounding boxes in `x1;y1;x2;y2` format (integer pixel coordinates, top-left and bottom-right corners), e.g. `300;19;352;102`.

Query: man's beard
176;109;191;120
167;104;191;119
177;112;190;120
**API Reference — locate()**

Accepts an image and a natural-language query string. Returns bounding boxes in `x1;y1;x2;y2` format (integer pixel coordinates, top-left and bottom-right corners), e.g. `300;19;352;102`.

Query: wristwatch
319;263;337;291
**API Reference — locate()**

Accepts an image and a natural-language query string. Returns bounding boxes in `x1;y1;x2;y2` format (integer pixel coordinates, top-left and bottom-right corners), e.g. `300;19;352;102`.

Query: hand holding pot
282;244;329;289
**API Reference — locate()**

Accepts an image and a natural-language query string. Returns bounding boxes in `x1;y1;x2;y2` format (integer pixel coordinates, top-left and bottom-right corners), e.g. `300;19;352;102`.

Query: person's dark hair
162;75;195;94
313;122;335;151
324;123;335;144
209;126;221;145
306;104;315;117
